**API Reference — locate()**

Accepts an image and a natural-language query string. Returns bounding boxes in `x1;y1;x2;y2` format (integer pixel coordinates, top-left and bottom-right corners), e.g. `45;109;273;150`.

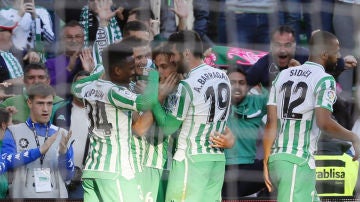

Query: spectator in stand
1;83;74;198
279;0;312;44
0;14;42;99
79;0;123;47
53;70;90;199
0;108;12;198
222;67;268;199
148;0;190;39
0;15;24;86
246;25;357;89
127;0;191;40
45;21;94;99
0;0;55;58
123;20;151;41
218;0;278;51
0;63;65;124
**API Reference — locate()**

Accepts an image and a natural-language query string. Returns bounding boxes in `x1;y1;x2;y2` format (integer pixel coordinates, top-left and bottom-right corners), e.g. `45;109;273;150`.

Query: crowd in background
0;0;360;200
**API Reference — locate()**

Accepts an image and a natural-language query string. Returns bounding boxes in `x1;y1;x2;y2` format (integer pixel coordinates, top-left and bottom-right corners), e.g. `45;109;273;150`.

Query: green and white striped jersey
143;91;178;170
170;64;231;162
131;134;146;173
267;61;337;167
72;74;141;180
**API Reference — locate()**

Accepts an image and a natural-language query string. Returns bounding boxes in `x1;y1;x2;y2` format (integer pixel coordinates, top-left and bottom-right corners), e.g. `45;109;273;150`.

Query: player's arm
71;71;104;98
135;71;159;111
263;105;277;192
132;111;154;136
151;82;189;136
316;107;360;160
210;127;235;149
152;102;182;136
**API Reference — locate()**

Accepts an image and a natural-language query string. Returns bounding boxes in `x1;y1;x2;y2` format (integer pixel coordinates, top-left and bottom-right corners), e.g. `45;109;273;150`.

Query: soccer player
151;30;231;201
263;30;360;202
72;39;159;202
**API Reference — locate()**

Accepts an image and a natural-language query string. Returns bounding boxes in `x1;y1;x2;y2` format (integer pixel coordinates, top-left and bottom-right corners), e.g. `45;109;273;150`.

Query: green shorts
141;167;169;202
83;176;143;202
269;159;320;202
165;158;225;202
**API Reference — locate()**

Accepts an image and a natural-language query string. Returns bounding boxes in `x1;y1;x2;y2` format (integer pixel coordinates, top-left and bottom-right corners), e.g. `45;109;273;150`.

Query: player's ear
113;66;122;76
184;49;190;57
321;50;328;60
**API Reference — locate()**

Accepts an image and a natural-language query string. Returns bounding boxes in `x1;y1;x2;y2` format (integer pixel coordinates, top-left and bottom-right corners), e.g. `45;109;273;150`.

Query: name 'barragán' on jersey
195;71;229;93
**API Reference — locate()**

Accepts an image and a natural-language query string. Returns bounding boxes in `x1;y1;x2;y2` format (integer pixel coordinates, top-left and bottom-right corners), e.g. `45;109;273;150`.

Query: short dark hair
128;7;154;22
27;83;56;100
73;70;90;83
227;64;247;77
271;25;295;42
63;20;84;30
123;20;149;37
168;30;204;58
24;63;49;77
101;40;134;74
152;42;170;60
0;108;10;126
309;30;338;56
121;35;150;48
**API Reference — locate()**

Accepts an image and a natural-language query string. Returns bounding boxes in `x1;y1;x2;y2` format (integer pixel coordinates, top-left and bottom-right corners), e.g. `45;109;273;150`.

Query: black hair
0;108;10;126
101;40;134;74
24;63;49;77
270;25;295;42
128;7;154;22
152;42;170;60
226;64;247;77
123;20;149;37
309;30;338;56
72;70;90;83
168;30;204;58
63;20;84;30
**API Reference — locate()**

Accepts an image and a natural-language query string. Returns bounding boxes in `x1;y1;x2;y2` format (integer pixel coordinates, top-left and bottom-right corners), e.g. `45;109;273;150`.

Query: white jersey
170;64;231;162
72;73;141;180
267;61;337;167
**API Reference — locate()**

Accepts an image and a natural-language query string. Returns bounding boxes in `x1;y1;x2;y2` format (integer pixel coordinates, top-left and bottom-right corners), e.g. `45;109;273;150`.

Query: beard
324;59;338;75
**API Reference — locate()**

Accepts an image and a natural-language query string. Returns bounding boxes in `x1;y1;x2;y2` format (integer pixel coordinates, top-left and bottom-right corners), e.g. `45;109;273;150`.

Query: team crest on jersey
165;94;178;112
325;90;336;103
19;138;29;149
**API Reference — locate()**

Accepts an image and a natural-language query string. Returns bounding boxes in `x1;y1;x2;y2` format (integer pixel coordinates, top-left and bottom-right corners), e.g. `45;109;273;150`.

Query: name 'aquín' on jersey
84;89;105;99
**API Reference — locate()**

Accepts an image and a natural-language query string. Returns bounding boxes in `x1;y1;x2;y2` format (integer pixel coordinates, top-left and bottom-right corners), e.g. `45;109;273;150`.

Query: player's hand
135;80;147;94
351;134;360;161
59;130;72;154
158;72;179;102
344;55;357;69
80;48;95;72
263;159;273;192
210;127;235;149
